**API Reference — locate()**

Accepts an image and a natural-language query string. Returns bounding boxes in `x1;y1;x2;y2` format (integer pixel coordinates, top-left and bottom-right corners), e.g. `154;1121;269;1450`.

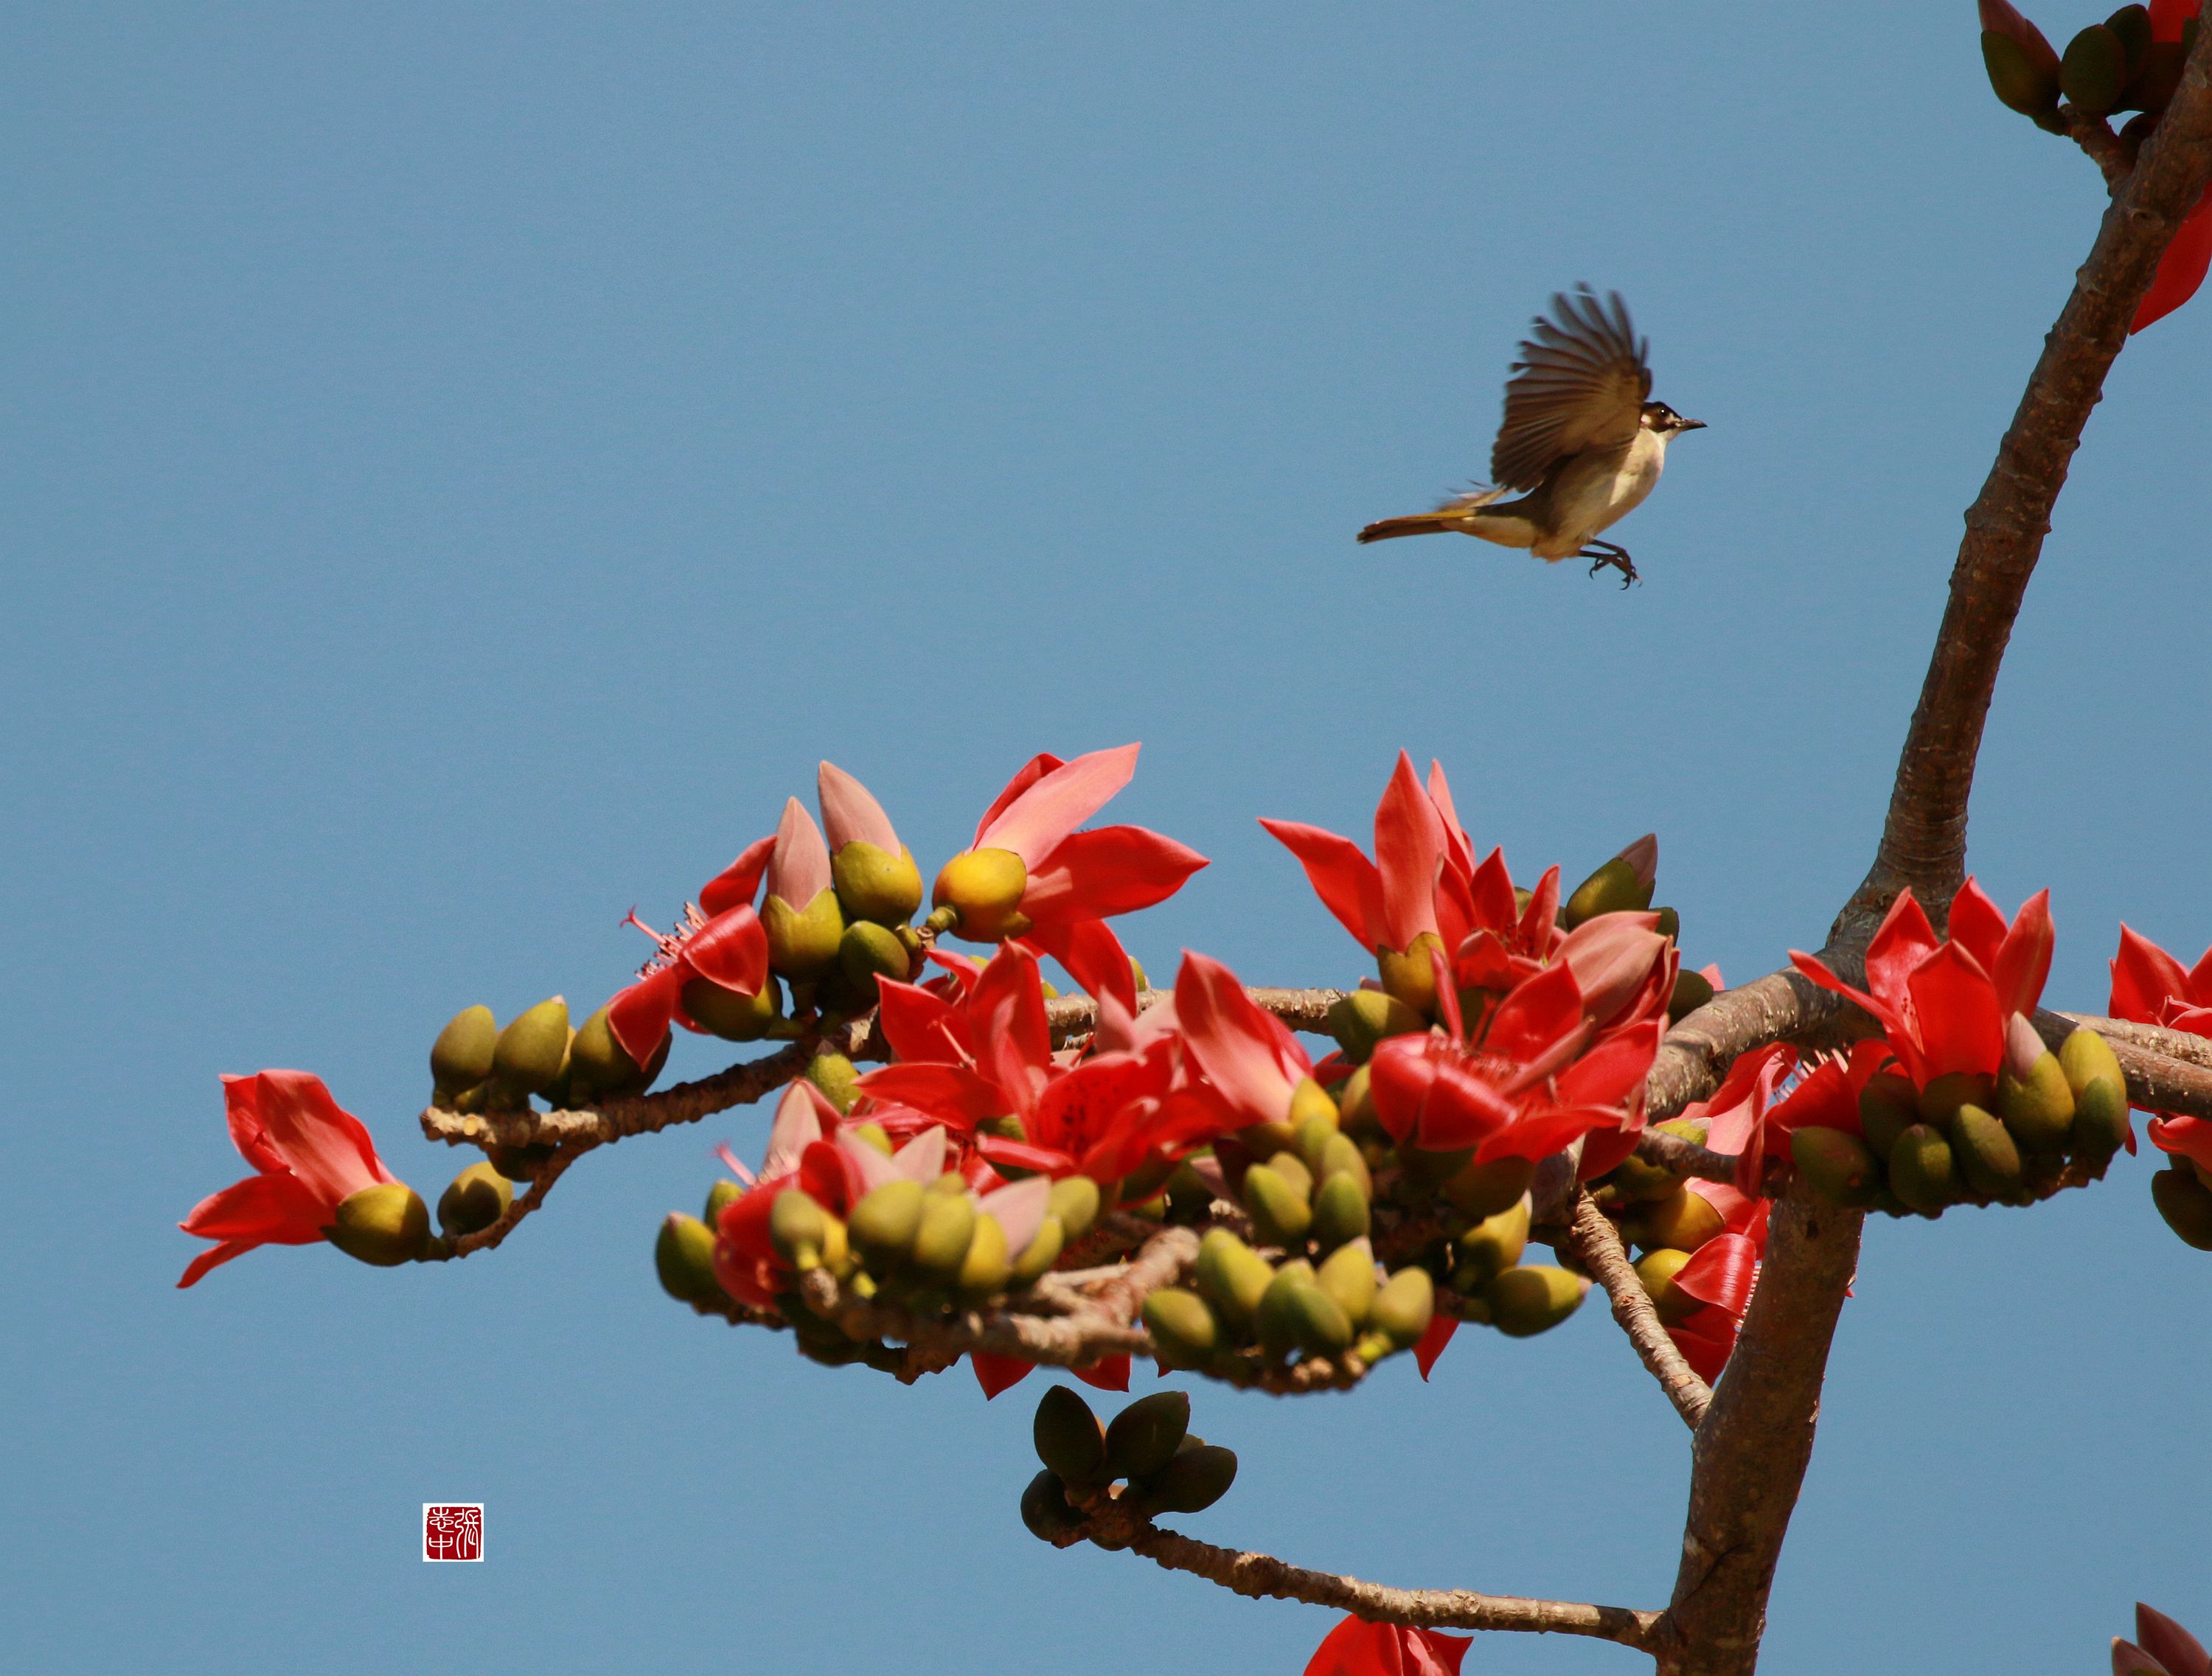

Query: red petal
1028;916;1140;1018
1554;1018;1662;1110
1418;1060;1520;1151
682;904;769;995
607;967;681;1071
1517;865;1562;953
1175;949;1307;1128
178;1170;329;1242
1374;751;1445;950
1259;818;1383;947
698;833;778;917
1578;1125;1644;1179
1790;950;1916;1079
1674;1231;1758;1315
975;1135;1079;1175
1483;959;1585;1062
976;744;1141;868
2150;1;2199;45
2135;183;2212;335
1304;1616;1381;1676
251;1071;390;1206
2113;926;2194;1024
1032;1049;1171;1157
852;1063;1001;1127
971;1352;1036;1399
1413;1313;1458;1380
2138;1605;2212;1676
1074;1355;1130;1393
1466;846;1519;935
2115;1641;2173;1676
1476;1105;1617;1164
177;1237;262;1288
217;1073;288;1178
1947;877;2008;975
1992;889;2054;1019
1865;891;1940;1019
1365;1035;1441;1144
1668;1308;1740;1383
2148;1116;2212;1172
1019;826;1207;927
874;977;964;1064
1906;940;2004;1081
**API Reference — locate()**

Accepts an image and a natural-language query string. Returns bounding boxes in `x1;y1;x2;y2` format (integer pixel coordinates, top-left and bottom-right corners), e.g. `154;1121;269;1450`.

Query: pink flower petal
975;744;1141;866
979;1175;1051;1256
817;760;902;853
2138;1605;2212;1676
1259;818;1385;947
1175;950;1307;1128
765;797;832;905
1374;751;1444;950
761;1079;835;1180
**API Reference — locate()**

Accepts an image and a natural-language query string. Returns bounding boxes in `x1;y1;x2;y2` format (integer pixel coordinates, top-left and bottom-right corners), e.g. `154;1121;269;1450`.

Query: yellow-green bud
1317;1133;1373;1199
1133;1443;1238;1515
1888;1124;1956;1215
1996;1051;2076;1153
2059;1027;2126;1098
1667;969;1714;1025
1452;1193;1531;1290
1369;1266;1435;1349
1376;931;1446;1018
1917;1071;1994;1136
1563;855;1654;928
1009;1214;1066;1287
1484;1265;1589;1337
1443;1154;1536;1220
2062;1029;2131;1165
1953;1104;2024;1200
832;841;925;928
568;1004;663;1098
850;1120;893;1156
431;1005;498;1096
327;1183;431;1267
1047;1175;1101;1242
1631;1186;1725;1253
956;1212;1012;1297
681;975;781;1042
763;886;845;979
1194;1228;1275;1332
931;848;1031;942
1254;1259;1318;1361
704;1179;742;1224
1337;1064;1379;1137
1241;1162;1312;1247
1310;1171;1371;1252
1288;1278;1355;1358
437;1161;512;1238
1602;1148;1683;1206
770;1189;830;1270
848;1179;925;1271
1633;1246;1698;1325
1326;990;1424;1065
911;1190;978;1279
1790;1127;1879;1210
1142;1287;1222;1368
1315;1237;1377;1328
1033;1384;1106;1485
1104;1390;1190;1481
493;997;571;1096
838;919;911;996
2152;1165;2212;1251
654;1211;722;1302
806;1051;862;1116
1858;1073;1921;1159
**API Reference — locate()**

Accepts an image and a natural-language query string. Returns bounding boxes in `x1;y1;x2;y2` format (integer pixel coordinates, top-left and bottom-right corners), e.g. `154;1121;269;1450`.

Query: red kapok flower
178;1071;400;1287
933;744;1206;1015
607;833;776;1065
1305;1614;1472;1676
2111;925;2212;1037
2117;1601;2212;1676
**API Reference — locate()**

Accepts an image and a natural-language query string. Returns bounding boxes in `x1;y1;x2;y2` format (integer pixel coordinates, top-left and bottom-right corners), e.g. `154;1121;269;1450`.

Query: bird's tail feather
1355;487;1505;546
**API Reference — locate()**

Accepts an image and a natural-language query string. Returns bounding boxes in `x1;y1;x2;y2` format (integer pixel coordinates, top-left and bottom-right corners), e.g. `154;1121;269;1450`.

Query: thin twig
1063;1496;1663;1652
1568;1192;1712;1431
2062;104;2135;192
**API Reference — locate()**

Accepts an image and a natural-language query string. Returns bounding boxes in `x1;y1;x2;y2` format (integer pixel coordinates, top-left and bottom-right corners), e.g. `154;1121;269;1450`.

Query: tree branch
1844;27;2212;940
1568;1191;1712;1430
1652;1183;1865;1676
2062;104;2135;192
2036;1009;2212;1118
1062;1495;1663;1652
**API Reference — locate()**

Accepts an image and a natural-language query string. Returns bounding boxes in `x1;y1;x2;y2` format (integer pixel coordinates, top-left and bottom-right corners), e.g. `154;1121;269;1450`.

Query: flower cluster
2110;925;2212;1248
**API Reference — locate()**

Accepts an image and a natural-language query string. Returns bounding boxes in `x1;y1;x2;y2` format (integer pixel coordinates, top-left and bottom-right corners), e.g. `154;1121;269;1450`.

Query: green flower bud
1103;1390;1190;1481
1133;1443;1237;1516
1789;1125;1879;1209
1325;990;1425;1065
764;887;845;979
838;919;911;998
1032;1383;1107;1485
680;974;779;1043
1630;1186;1725;1253
493;997;571;1097
486;1142;554;1183
1442;1154;1536;1220
1009;1214;1066;1287
911;1190;978;1279
1888;1124;1956;1215
1982;29;2062;119
1315;1237;1378;1328
2059;1027;2126;1097
1286;1276;1354;1357
1254;1259;1318;1361
1451;1193;1531;1290
1484;1265;1589;1337
1655;905;1681;941
327;1183;431;1267
654;1211;722;1302
1633;1246;1698;1326
1601;1148;1683;1206
2062;23;2129;115
770;1189;830;1270
2062;1029;2131;1166
1047;1175;1102;1243
1316;1133;1374;1200
1667;968;1714;1025
1859;1073;1921;1160
2152;1165;2212;1251
806;1051;862;1116
1194;1228;1275;1333
1337;1064;1380;1138
1563;855;1653;929
1917;1071;1994;1136
831;841;925;928
1996;1050;2076;1153
1241;1163;1312;1247
431;1005;498;1098
849;1179;926;1271
1310;1171;1371;1252
704;1179;742;1224
1369;1266;1436;1349
931;848;1030;942
1376;932;1446;1018
1020;1469;1085;1543
1952;1104;2023;1201
437;1161;512;1238
1142;1287;1222;1368
569;1004;654;1099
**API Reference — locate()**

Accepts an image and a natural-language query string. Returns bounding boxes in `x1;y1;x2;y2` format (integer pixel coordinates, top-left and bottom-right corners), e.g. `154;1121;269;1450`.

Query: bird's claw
1581;545;1640;588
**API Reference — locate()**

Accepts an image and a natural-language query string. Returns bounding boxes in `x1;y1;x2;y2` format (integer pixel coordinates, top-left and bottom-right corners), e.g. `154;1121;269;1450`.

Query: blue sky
7;4;2210;1672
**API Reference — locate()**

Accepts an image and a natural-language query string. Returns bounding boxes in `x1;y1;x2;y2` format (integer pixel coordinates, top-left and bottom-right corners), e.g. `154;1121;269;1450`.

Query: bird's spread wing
1488;287;1651;492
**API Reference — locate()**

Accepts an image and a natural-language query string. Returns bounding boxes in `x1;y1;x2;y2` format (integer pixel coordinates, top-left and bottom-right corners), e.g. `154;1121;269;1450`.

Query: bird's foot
1580;543;1640;588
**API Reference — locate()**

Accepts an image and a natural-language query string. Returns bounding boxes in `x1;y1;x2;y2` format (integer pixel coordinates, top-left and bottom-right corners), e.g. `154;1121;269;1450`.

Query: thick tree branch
1844;30;2212;940
1652;1183;1865;1676
1568;1191;1712;1430
1062;1496;1663;1652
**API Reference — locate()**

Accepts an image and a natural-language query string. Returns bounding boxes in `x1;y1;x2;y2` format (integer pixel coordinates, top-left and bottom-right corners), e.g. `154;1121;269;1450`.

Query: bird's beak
1678;418;1708;431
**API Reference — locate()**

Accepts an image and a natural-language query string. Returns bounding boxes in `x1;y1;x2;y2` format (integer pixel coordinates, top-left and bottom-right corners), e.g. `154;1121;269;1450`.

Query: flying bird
1357;288;1703;586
